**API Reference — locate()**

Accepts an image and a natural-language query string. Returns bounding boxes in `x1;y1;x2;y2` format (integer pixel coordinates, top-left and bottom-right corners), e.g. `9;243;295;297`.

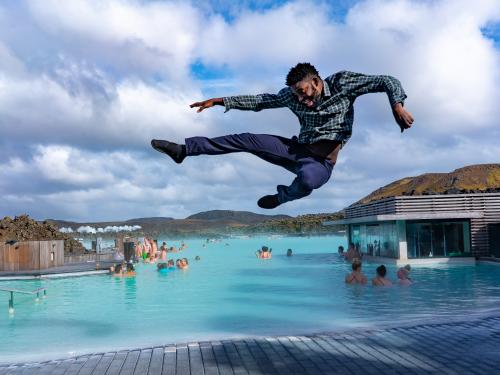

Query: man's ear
311;76;321;88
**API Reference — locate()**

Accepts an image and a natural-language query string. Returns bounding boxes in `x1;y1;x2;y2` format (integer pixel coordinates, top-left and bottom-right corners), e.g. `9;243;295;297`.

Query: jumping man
151;63;414;209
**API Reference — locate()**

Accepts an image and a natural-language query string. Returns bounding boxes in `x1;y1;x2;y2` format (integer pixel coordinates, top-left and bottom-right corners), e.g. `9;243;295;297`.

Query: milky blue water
1;235;500;363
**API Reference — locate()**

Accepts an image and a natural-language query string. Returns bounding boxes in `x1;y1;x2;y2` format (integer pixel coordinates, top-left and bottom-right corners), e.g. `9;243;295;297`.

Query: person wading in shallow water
151;63;414;209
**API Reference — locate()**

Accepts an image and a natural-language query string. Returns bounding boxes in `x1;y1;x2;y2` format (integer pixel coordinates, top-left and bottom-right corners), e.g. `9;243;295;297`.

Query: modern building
324;193;500;262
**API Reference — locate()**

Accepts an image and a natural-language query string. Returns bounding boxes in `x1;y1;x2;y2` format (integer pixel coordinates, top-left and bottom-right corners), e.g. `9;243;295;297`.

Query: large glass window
406;220;470;258
349;222;398;258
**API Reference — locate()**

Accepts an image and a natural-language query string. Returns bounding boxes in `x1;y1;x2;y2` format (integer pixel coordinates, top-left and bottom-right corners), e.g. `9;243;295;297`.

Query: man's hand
190;98;224;113
392;103;414;133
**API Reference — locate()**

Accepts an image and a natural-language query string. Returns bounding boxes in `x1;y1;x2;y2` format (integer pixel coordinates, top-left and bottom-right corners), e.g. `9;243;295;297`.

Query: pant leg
277;157;335;203
185;133;298;172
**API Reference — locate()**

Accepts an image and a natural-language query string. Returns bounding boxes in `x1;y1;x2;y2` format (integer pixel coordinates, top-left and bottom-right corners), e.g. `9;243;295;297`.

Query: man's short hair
286;63;320;86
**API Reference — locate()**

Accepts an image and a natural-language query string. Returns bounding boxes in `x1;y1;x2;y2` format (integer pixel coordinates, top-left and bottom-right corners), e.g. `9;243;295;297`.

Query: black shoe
257;194;281;209
151;139;186;164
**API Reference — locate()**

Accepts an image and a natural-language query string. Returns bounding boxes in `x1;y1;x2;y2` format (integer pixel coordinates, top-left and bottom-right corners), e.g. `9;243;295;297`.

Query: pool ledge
478;257;500;265
361;255;476;266
0;270;109;281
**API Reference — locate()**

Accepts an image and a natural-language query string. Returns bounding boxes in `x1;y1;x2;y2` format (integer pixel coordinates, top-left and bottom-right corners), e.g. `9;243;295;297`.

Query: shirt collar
322;79;331;98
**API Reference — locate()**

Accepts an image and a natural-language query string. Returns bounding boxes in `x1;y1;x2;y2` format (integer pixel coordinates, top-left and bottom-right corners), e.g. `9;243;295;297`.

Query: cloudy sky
1;0;499;222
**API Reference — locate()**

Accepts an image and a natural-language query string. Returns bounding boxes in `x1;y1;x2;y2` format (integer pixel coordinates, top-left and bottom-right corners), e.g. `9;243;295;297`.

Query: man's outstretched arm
190;97;224;113
332;71;414;132
190;89;290;113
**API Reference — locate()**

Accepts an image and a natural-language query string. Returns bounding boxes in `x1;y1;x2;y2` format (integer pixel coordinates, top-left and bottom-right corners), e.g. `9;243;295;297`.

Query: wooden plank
39;241;49;270
244;339;279;375
0;244;4;271
45;358;75;375
221;341;247;375
199;343;219;375
5;245;18;272
147;347;164;375
161;346;176;375
118;350;140;375
105;351;128;375
91;352;115;375
232;341;263;375
29;361;59;375
76;354;103;375
58;240;64;266
133;349;152;375
176;345;190;375
263;337;305;375
28;242;40;270
211;342;233;375
16;242;30;271
59;356;88;375
188;343;205;375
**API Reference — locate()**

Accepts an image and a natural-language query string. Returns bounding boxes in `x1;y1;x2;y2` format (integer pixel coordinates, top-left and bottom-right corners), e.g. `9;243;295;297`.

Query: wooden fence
0;240;64;271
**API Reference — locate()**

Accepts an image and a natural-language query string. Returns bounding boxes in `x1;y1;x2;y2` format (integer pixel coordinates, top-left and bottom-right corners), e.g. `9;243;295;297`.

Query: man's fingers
404;110;414;124
190;102;201;108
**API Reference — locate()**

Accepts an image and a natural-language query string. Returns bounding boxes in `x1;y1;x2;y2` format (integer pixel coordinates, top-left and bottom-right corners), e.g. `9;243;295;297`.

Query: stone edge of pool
2;311;500;367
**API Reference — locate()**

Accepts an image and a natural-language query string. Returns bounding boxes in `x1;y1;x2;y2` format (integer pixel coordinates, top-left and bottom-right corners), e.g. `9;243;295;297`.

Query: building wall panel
345;193;500;257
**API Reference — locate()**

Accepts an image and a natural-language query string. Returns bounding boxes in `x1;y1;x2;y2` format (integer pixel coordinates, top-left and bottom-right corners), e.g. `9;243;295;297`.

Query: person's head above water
398;264;411;279
376;265;387;277
352;258;362;271
286;249;293;256
261;246;269;252
286;63;323;108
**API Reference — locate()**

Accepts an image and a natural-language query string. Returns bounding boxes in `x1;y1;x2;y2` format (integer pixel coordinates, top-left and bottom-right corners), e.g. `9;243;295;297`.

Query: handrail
0;287;47;313
0;287;46;295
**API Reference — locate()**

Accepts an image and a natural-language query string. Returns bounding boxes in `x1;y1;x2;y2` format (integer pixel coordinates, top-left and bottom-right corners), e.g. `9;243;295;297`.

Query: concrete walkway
1;315;499;374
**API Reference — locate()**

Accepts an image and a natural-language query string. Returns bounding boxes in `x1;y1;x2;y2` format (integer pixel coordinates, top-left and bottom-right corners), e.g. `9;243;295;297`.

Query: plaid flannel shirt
223;71;407;145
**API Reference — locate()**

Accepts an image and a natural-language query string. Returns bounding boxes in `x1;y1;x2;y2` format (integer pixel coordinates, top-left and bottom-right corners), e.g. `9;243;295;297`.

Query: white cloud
0;0;499;221
33;145;116;186
199;2;333;69
0;71;211;149
27;0;202;81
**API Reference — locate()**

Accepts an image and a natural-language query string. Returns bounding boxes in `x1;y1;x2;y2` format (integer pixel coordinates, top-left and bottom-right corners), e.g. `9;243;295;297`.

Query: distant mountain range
47;210;292;237
45;163;500;237
354;163;500;205
186;210;289;223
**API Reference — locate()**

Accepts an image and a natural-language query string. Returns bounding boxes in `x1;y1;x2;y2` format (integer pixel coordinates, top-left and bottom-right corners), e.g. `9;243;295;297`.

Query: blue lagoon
1;235;500;363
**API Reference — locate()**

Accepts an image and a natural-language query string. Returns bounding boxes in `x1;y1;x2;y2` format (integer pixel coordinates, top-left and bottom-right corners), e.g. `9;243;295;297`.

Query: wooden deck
0;261;115;279
1;315;499;374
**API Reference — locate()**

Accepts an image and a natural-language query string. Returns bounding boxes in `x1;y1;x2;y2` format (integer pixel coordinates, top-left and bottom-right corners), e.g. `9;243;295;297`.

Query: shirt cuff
389;93;407;108
222;97;233;113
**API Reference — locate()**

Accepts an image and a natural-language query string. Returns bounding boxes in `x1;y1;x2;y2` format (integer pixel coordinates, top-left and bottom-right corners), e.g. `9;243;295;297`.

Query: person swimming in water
256;246;272;259
345;258;367;285
397;264;412;286
372;265;392;287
